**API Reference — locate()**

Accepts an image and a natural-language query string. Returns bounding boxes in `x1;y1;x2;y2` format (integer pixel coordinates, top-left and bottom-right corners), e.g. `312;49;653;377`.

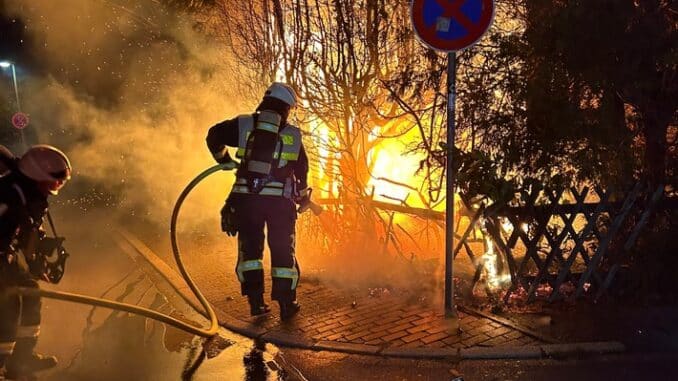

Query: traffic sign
411;0;495;52
11;112;29;130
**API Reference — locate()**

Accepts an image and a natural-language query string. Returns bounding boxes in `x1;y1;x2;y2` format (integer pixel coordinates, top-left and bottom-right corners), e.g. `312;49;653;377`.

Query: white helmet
18;145;71;195
264;82;297;108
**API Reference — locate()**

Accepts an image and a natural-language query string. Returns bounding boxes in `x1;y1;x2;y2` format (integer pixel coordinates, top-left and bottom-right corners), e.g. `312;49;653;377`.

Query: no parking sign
11;112;29;130
411;0;494;52
410;0;495;319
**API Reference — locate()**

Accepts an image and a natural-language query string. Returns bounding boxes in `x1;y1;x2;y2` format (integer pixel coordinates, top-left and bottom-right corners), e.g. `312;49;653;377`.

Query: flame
368;143;421;204
480;223;511;290
500;218;530;234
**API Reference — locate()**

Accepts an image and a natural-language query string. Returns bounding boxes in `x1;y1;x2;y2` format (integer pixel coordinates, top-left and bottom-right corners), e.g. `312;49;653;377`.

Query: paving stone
406;322;436;334
468;318;487;328
361;330;390;342
345;329;374;341
442;335;463;346
401;331;430;344
317;322;342;333
412;316;438;326
421;331;450;345
401;308;426;318
465;323;495;336
427;340;448;349
292;318;316;329
461;334;491;347
416;311;436;319
344;322;373;335
425;321;459;334
321;317;343;326
324;332;345;341
487;326;512;337
387;321;416;334
368;316;403;332
382;330;410;341
480;335;510;347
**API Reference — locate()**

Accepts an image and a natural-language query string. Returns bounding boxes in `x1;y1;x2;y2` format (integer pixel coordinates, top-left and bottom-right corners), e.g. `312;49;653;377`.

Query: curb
460;345;543;359
115;230;628;361
313;341;381;355
380;347;459;359
541;341;626;358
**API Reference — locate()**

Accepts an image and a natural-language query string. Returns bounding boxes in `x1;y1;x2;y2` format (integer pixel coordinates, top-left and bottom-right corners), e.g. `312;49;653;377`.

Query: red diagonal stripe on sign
434;0;476;33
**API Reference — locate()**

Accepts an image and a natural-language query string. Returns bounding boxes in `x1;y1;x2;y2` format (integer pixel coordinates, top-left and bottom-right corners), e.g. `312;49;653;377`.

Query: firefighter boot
248;294;271;316
6;353;57;379
6;338;57;379
279;300;300;320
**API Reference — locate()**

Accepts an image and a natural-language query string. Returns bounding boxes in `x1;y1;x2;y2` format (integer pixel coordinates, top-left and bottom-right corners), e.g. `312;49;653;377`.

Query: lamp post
0;60;26;147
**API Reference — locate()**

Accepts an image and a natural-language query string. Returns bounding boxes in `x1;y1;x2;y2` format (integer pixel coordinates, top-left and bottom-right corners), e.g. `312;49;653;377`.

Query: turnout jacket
0;150;48;265
206;114;309;190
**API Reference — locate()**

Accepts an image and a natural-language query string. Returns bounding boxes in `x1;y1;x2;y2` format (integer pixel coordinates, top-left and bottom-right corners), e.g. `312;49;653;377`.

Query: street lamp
0;60;25;147
0;61;22;112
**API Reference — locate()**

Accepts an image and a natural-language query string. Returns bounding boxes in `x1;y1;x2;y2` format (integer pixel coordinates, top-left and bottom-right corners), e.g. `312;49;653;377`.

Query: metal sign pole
445;51;457;318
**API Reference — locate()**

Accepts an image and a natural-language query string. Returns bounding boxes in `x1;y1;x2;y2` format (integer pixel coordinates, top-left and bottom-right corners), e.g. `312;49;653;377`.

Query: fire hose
8;163;236;339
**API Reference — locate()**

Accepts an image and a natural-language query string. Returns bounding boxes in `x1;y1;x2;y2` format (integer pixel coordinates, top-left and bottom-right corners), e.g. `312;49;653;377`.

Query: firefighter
206;82;309;320
0;145;71;380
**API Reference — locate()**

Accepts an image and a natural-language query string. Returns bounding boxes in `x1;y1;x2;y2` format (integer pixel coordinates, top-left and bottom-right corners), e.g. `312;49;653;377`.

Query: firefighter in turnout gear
207;83;309;320
0;145;71;380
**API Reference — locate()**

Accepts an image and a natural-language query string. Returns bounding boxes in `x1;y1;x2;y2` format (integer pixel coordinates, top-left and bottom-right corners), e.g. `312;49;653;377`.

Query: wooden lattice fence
304;182;668;304
457;183;666;303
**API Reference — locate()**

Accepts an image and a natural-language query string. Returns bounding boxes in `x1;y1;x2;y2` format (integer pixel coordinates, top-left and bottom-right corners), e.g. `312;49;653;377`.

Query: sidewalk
115;228;631;359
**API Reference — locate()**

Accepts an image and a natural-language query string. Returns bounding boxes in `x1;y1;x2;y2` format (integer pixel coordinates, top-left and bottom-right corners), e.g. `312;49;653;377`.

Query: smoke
3;0;249;227
1;0;468;299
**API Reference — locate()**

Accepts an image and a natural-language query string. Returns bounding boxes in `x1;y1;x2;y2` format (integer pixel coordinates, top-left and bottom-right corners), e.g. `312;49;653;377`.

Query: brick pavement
180;250;546;351
120;229;547;352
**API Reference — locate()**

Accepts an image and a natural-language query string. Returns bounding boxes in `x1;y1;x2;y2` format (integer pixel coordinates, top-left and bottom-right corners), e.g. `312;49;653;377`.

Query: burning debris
479;235;511;291
472;219;512;298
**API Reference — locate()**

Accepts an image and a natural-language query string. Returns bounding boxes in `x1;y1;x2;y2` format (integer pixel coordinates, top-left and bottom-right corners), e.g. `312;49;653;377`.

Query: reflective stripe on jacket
230;178;294;198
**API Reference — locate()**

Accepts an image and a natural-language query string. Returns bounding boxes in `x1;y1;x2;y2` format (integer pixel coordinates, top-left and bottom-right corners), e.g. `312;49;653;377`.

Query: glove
214;149;238;170
220;201;238;237
294;187;311;205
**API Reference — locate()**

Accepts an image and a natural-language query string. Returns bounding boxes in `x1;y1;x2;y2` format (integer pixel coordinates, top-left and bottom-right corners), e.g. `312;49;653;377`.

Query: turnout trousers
231;193;299;303
0;264;42;373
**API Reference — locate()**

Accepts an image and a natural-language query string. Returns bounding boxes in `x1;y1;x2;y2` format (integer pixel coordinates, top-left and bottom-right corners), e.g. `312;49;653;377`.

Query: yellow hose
7;164;233;338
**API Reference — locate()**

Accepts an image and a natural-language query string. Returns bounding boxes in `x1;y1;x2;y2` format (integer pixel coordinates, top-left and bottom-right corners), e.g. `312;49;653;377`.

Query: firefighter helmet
18;145;71;195
264;82;298;108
